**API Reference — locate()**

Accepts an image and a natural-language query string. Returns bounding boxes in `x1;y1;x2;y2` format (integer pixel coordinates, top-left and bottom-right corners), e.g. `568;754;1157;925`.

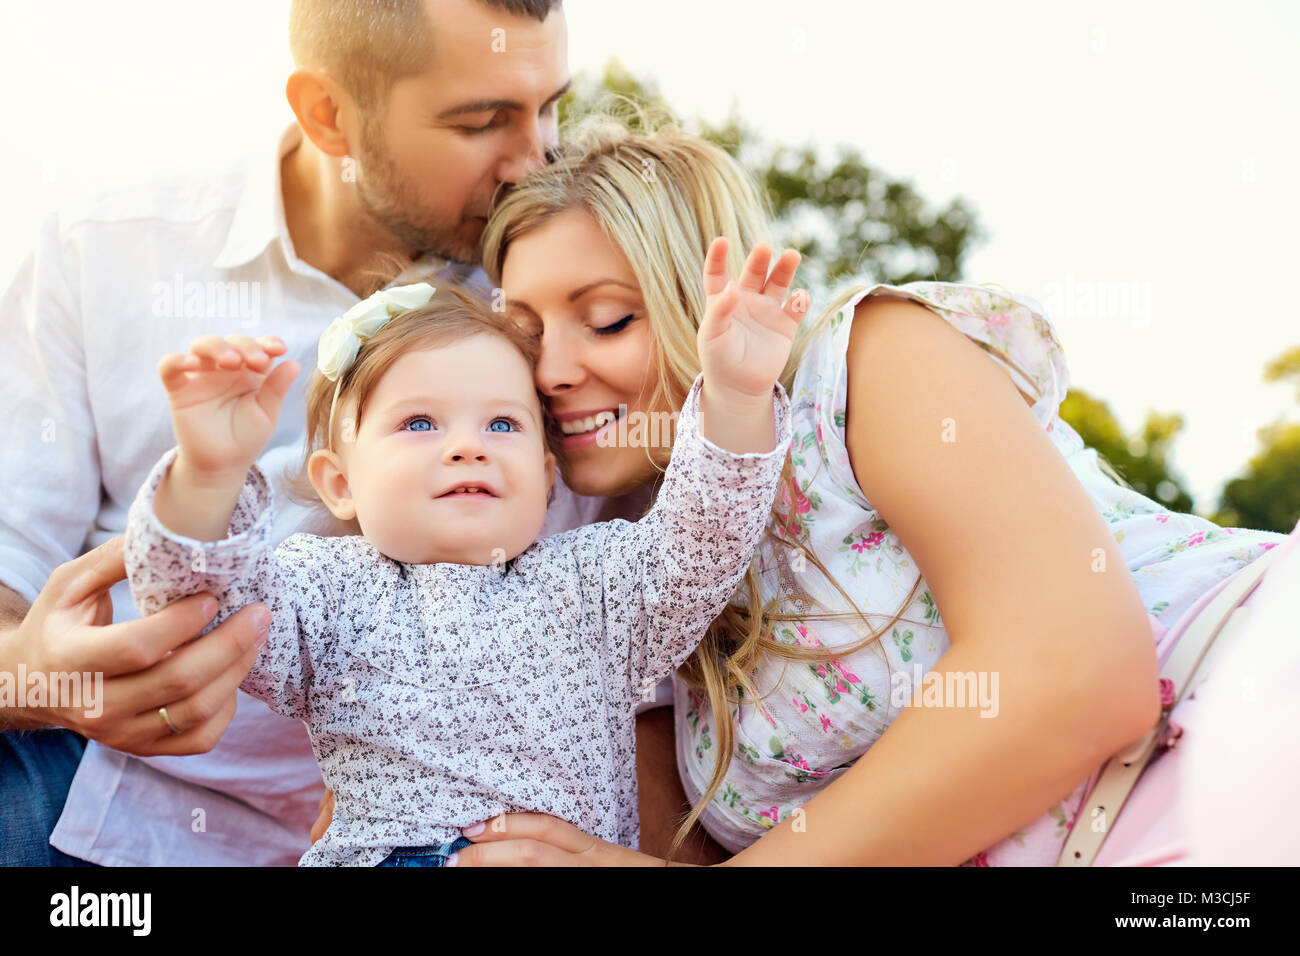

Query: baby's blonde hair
284;284;563;536
482;106;927;864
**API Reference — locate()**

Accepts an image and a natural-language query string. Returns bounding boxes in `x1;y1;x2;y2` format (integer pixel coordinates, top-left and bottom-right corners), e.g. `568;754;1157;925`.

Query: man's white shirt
0;123;612;865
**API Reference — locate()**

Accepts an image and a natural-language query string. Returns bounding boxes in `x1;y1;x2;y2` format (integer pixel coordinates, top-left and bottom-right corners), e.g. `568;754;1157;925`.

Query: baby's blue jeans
376;835;474;867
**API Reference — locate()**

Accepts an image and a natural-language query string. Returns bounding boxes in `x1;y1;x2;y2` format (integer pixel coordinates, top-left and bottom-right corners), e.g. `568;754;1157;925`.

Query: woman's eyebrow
508;279;639;314
567;279;638;301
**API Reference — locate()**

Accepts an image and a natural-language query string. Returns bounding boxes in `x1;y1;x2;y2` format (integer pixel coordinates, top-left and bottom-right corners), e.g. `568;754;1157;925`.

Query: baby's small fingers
189;336;242;367
737;243;773;294
784;289;811;324
702;237;730;297
764;249;802;302
255;335;287;356
158;353;199;390
222;334;270;370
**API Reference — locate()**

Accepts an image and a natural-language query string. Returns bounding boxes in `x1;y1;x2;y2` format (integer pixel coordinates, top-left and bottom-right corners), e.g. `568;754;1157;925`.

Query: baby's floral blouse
125;374;792;865
673;282;1286;866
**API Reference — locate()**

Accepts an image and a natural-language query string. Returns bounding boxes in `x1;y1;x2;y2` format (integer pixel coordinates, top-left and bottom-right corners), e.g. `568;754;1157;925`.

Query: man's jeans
0;729;97;866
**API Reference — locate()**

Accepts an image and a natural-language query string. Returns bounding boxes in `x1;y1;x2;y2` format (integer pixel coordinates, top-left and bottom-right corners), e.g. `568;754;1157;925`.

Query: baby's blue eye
404;417;433;432
488;418;516;433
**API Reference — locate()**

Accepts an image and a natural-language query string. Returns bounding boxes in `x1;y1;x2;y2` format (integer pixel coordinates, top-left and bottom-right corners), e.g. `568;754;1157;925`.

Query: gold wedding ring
158;706;183;735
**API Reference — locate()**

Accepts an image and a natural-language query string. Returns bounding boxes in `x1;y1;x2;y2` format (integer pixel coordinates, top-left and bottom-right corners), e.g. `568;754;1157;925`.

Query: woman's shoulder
797;280;1069;419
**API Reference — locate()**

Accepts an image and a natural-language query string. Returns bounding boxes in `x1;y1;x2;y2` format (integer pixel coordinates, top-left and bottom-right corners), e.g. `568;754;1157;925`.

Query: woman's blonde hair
482;104;927;864
283;284;564;535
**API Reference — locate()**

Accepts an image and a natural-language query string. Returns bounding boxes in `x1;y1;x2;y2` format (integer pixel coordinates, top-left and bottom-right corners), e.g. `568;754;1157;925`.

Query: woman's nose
534;325;585;396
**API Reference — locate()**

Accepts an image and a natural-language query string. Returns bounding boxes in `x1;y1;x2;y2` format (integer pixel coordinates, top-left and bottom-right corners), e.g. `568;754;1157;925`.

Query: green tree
559;60;982;298
1057;389;1195;513
1214;424;1300;533
1211;346;1300;533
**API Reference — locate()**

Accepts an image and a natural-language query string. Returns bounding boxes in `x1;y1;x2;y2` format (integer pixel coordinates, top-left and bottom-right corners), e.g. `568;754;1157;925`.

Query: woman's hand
157;334;299;477
696;238;808;402
452;813;698;866
310;789;335;846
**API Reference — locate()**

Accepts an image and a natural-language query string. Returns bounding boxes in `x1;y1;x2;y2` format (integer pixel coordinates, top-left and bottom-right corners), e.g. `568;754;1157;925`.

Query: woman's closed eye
594;314;636;336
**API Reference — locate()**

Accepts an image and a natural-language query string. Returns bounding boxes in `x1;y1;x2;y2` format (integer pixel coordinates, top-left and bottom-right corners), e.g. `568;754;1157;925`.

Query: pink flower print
795;625;822;648
759;806;781;825
1262;542;1278;551
1156;514;1169;524
819;713;833;733
988;312;1011;330
816;422;824;444
969;851;990;867
816;664;827;677
851;531;885;553
835;680;848;694
1158;677;1176;710
1187;532;1206;548
778;478;812;515
793;695;808;714
832;660;860;683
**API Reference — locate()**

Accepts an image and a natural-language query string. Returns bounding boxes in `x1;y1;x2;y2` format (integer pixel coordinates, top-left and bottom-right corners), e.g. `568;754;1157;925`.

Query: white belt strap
1056;545;1281;866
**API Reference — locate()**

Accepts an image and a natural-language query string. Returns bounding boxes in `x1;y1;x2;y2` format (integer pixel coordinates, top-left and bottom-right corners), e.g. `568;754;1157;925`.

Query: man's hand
0;536;269;754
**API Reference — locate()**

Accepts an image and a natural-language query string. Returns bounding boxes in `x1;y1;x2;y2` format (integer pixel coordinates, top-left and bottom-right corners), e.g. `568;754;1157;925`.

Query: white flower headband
318;282;437;451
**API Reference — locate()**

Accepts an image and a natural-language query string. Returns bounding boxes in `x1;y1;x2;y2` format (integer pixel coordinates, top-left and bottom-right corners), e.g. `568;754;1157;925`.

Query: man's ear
285;68;356;159
308;448;357;520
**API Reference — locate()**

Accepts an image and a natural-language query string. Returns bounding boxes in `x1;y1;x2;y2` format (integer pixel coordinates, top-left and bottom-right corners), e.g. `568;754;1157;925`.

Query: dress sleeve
801;280;1072;515
588;373;793;708
124;446;339;722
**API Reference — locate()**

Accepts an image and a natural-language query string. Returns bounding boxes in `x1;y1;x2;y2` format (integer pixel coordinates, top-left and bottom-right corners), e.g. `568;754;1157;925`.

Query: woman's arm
722;295;1161;866
635;707;731;864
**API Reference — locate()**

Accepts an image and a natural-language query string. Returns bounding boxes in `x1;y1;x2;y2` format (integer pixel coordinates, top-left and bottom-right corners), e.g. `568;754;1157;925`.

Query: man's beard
354;119;480;265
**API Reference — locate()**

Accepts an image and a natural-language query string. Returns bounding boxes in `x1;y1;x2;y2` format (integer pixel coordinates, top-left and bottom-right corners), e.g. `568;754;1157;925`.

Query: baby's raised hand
158;334;300;478
697;238;809;401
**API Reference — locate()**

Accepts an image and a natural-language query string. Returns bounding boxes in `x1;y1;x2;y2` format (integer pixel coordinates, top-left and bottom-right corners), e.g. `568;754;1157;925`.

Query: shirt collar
213;123;301;271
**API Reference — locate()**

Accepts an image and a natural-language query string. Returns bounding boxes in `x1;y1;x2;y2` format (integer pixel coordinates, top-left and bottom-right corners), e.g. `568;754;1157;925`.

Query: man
0;0;573;866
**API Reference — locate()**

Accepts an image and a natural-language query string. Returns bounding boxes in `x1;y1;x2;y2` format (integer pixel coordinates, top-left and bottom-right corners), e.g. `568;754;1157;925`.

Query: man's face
354;0;569;263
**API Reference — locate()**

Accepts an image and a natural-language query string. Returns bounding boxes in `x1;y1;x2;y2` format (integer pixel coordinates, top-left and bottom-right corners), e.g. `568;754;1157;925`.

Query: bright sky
2;0;1297;513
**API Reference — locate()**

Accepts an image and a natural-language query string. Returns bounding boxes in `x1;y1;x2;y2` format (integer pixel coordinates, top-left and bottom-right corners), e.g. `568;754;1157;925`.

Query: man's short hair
289;0;562;111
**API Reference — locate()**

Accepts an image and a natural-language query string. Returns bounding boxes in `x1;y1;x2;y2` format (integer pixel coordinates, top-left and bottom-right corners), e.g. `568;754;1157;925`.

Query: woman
321;111;1286;865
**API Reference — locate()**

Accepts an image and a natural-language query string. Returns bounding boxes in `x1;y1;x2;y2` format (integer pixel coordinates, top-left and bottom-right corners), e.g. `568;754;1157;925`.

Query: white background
1;0;1296;513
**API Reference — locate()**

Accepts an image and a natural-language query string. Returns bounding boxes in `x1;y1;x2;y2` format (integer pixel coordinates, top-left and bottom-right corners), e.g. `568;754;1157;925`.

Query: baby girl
124;240;804;866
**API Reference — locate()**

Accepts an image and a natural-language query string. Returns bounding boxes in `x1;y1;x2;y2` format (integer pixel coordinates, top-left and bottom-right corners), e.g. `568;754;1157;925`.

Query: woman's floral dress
672;281;1286;865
